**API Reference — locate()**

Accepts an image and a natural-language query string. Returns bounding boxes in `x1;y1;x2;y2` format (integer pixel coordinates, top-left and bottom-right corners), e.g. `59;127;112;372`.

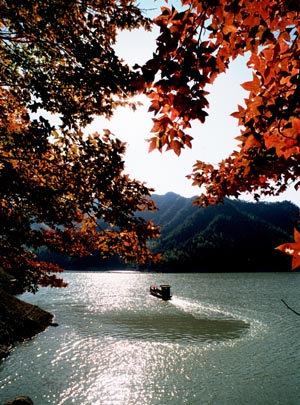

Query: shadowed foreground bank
0;288;54;359
2;396;33;405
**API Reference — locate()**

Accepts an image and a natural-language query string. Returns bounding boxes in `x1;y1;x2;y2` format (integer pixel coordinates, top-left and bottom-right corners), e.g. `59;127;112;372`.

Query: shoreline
0;288;54;360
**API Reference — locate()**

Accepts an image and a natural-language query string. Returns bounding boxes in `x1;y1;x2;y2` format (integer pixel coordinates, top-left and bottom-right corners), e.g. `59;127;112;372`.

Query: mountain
36;192;299;272
141;193;299;272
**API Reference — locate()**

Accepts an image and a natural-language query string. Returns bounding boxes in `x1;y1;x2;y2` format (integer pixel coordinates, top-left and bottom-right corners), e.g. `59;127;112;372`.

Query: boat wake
171;296;236;319
170;296;264;340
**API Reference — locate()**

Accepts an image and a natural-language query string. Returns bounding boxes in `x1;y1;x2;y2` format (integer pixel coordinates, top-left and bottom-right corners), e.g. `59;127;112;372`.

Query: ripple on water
97;309;250;344
54;294;251;345
3;272;299;405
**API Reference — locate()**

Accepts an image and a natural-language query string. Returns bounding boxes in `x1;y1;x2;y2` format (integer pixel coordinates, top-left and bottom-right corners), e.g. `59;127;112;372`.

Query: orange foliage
2;0;300;280
134;0;300;269
276;229;300;270
0;0;158;292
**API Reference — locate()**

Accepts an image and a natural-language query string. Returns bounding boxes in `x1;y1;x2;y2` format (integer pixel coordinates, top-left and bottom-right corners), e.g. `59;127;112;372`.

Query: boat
150;284;172;300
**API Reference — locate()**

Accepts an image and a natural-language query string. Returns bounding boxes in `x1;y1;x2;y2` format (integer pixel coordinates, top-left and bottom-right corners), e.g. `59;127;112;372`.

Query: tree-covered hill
37;192;299;272
142;193;299;272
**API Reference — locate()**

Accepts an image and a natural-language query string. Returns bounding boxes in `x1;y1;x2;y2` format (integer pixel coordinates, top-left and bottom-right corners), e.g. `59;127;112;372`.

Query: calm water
1;271;300;405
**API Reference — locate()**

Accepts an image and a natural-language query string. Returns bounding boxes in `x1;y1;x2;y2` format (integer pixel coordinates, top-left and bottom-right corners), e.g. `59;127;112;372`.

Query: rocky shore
0;288;54;360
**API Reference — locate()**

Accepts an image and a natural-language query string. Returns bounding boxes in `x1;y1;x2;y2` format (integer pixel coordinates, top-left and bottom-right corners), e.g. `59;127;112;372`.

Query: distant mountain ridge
37;192;299;272
141;192;299;272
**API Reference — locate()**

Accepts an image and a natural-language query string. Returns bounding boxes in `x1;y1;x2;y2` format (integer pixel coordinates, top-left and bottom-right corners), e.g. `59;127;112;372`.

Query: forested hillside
141;193;299;272
37;193;299;272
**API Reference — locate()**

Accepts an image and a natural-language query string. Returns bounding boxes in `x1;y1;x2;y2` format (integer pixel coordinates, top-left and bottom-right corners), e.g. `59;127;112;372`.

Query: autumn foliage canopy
0;0;160;292
136;0;300;269
1;0;300;290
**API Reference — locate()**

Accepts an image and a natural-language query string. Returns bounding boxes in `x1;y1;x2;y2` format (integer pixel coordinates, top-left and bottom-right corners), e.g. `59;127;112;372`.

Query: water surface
1;272;300;404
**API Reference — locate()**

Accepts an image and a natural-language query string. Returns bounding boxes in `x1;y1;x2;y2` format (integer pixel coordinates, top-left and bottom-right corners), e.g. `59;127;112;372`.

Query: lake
1;271;300;404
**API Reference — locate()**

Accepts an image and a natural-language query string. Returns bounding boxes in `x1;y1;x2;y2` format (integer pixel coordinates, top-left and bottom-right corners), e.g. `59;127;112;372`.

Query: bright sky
87;2;299;206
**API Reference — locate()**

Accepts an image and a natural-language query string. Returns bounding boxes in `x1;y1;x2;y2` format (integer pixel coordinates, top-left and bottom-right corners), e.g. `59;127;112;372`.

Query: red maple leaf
276;229;300;270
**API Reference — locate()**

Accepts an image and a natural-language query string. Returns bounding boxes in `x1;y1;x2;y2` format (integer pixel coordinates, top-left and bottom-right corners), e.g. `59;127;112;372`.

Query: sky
87;2;299;206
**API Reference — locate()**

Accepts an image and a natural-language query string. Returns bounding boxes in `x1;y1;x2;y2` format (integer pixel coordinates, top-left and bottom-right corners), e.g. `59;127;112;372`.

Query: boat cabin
150;284;172;300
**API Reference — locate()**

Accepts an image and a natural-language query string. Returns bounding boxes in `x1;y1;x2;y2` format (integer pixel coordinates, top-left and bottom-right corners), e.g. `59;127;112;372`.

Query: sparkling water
1;271;300;404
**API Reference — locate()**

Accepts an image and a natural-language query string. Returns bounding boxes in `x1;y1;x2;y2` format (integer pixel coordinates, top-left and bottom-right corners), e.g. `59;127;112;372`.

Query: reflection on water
1;271;300;405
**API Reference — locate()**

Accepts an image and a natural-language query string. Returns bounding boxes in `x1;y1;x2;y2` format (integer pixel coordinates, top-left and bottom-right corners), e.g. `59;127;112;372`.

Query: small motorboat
150;284;172;300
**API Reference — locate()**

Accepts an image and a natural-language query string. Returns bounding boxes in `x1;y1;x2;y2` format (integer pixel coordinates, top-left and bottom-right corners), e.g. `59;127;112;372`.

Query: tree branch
281;299;300;316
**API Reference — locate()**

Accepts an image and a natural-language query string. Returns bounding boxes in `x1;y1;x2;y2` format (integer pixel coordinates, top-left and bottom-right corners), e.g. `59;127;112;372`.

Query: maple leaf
241;73;261;94
243;134;262;151
276;229;300;270
169;140;182;156
292;118;300;133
